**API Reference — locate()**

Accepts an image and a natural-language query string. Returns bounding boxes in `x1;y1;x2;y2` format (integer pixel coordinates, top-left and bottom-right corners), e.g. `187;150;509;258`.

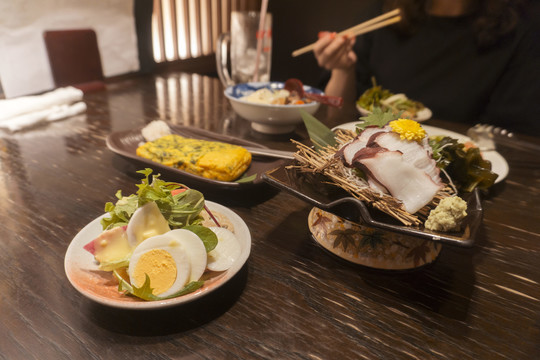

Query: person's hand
313;32;357;71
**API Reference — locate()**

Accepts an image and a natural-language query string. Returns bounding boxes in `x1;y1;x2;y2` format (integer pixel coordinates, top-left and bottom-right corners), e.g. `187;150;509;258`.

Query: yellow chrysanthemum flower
389;119;426;142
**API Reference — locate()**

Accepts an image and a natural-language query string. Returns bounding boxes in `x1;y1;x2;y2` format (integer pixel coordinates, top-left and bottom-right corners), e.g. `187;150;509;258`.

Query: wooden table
1;71;538;359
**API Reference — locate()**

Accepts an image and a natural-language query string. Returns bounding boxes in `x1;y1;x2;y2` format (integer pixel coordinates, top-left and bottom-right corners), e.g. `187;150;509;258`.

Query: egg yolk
133;249;177;295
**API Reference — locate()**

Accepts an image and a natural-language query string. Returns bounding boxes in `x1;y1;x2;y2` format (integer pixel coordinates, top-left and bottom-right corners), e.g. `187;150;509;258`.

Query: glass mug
216;11;272;86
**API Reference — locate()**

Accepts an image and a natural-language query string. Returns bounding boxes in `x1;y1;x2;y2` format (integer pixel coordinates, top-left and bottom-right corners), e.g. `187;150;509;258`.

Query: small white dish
225;81;321;134
421;125;509;183
335;122;509;183
64;201;251;309
356;104;432;122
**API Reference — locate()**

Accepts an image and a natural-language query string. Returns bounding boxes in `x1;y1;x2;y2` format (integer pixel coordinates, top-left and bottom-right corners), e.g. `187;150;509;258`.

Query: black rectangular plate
107;124;285;191
263;162;482;247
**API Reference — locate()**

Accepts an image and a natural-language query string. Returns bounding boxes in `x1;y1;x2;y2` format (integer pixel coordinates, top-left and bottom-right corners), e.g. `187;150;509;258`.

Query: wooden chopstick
291;8;401;57
337;8;400;39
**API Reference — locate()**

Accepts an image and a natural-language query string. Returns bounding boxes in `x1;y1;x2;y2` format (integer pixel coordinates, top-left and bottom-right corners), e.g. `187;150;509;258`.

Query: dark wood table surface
1;71;539;360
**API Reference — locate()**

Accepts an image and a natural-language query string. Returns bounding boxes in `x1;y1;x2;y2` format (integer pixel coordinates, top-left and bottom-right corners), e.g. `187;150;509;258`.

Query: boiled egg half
206;227;241;272
127;229;207;297
126;201;171;247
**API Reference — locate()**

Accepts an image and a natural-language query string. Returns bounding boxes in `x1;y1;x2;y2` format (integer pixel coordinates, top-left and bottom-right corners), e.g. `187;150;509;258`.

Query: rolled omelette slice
136;134;252;181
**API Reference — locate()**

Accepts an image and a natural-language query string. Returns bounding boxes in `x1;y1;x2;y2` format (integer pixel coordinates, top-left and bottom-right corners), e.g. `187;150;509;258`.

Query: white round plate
64;201;251;309
335;122;509;183
356;104;432;122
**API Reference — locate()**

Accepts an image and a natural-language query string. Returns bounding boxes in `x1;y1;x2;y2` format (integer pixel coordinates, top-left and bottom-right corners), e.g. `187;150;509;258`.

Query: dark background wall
134;0;372;89
268;0;372;88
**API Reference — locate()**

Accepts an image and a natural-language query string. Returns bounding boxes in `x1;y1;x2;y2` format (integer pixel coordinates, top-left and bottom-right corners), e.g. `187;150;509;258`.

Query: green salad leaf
114;271;204;301
98;257;130;272
101;168;205;230
183;225;218;252
102;192;138;229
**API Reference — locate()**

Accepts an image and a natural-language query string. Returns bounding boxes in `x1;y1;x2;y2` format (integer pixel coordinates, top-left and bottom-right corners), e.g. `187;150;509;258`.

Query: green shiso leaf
356;107;399;132
300;109;337;150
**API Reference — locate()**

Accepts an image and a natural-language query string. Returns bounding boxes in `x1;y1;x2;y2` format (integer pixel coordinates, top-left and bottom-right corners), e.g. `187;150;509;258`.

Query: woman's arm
313;33;358;110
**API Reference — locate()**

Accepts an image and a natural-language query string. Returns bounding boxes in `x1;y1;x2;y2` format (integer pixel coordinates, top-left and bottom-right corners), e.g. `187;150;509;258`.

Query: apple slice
126;201;170;247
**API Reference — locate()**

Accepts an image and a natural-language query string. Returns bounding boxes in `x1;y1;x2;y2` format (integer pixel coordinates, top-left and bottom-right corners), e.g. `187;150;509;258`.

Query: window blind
152;0;260;63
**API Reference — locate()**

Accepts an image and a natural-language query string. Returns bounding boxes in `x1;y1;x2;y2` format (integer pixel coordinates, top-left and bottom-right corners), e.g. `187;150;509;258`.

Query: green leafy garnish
356;107;400;132
235;173;257;183
114;271;204;301
300;110;337;149
98;258;130;272
429;136;498;192
356;77;393;111
356;77;424;116
183;225;218;252
102;192;138;229
101;168;205;230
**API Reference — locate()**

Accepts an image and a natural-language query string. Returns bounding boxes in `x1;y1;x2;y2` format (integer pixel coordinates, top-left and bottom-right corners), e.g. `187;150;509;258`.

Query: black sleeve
480;3;540;135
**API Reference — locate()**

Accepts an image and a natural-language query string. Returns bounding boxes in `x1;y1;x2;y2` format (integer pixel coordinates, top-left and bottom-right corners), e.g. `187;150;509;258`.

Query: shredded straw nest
288;129;455;227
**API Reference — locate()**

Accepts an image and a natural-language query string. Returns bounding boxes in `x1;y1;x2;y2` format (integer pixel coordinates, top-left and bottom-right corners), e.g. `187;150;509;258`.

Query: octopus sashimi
353;149;443;214
369;132;443;185
341;126;390;165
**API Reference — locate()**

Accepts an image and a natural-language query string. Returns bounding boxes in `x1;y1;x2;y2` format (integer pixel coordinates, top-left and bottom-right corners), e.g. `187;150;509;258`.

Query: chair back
43;29;105;92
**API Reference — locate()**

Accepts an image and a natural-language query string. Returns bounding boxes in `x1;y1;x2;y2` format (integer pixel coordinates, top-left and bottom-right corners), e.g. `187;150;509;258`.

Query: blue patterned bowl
224;82;321;134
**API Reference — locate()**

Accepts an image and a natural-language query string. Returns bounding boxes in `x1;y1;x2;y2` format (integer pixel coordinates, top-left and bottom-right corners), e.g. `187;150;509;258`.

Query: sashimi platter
264;110;501;269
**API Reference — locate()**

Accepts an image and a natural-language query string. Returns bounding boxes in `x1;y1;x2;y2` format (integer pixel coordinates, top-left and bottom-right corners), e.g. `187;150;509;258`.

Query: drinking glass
216;11;272;86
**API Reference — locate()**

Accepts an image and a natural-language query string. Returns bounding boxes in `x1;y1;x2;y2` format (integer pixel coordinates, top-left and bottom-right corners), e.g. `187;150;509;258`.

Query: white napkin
0;87;86;132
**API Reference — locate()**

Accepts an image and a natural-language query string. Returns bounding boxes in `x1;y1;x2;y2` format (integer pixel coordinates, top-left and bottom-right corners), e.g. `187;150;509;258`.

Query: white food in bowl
241;88;291;105
225;82;321;134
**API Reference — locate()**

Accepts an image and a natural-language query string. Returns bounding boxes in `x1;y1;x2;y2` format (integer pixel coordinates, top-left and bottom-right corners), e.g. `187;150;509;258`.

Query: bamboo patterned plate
308;207;442;270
